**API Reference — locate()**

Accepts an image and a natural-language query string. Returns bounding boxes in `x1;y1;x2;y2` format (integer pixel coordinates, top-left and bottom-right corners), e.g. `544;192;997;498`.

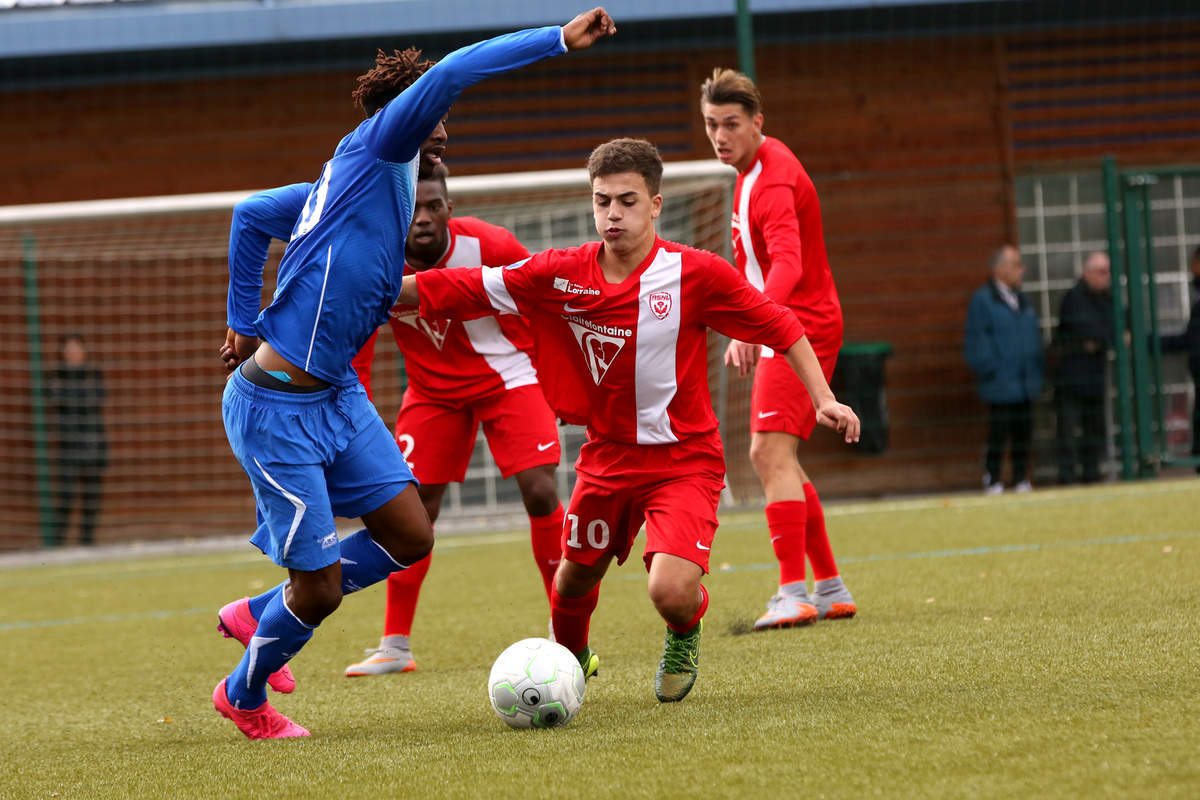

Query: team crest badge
567;322;626;385
391;309;452;351
648;291;672;320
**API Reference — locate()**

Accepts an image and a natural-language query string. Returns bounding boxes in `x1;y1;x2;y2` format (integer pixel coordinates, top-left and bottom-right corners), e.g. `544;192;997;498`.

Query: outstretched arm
360;8;615;163
782;336;859;443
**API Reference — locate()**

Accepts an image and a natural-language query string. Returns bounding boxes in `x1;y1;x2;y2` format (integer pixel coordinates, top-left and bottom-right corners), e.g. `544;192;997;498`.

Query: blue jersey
226;26;566;387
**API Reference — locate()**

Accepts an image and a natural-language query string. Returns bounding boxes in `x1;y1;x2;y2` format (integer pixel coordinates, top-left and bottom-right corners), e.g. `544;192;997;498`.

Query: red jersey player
349;168;566;676
701;68;857;631
397;138;859;702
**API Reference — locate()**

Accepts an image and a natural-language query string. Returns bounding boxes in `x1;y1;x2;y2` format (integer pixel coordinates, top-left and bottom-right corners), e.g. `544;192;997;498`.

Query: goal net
0;160;743;551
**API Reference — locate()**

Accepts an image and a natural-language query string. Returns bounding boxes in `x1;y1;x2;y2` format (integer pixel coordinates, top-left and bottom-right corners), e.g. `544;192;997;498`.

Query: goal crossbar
0;160;734;226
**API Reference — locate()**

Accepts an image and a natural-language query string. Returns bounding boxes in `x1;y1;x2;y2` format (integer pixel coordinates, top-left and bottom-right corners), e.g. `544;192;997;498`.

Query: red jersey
417;237;805;445
386;216;536;404
733;135;843;351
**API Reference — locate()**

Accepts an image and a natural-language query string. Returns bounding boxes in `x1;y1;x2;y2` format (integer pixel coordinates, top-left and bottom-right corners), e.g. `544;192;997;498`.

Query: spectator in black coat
1053;251;1113;484
1161;245;1200;473
49;333;108;546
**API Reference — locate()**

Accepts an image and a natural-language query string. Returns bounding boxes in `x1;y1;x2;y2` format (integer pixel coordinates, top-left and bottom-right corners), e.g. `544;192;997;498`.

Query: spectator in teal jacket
964;244;1044;494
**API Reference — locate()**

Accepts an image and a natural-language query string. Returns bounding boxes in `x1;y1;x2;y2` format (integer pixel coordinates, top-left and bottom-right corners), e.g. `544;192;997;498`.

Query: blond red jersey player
398;138;860;703
701;68;858;631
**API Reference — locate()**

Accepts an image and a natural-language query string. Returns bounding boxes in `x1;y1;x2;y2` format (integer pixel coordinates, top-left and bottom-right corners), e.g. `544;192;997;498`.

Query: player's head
1191;244;1200;278
406;165;453;266
587;138;664;257
699;68;764;172
352;47;447;177
989;244;1025;288
60;332;87;365
1081;251;1111;293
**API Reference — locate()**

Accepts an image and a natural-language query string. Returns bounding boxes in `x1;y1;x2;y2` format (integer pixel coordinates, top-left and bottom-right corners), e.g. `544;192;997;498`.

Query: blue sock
339;528;405;595
225;591;315;710
247;583;285;620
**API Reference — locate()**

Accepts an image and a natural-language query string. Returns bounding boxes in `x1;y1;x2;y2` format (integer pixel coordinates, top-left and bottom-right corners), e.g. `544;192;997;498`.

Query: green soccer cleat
575;645;600;680
655;619;702;702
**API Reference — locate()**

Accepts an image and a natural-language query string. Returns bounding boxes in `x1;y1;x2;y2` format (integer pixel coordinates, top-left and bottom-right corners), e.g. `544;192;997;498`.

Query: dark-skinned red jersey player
394;138;860;703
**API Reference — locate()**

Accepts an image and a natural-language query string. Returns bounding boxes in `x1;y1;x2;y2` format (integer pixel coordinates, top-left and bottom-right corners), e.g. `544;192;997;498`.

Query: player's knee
647;575;695;621
521;484;559;518
554;560;601;597
287;576;343;624
517;468;559;518
749;441;796;483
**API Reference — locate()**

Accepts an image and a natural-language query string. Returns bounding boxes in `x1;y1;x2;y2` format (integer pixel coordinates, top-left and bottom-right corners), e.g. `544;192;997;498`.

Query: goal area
0;160;749;551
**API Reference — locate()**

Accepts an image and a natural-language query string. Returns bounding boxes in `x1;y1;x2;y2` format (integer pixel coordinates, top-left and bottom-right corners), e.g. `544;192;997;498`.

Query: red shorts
394;384;560;485
750;341;839;439
562;432;725;574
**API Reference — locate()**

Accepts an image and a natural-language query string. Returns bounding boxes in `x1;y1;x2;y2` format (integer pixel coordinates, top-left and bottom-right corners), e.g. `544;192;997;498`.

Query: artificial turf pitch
2;479;1197;799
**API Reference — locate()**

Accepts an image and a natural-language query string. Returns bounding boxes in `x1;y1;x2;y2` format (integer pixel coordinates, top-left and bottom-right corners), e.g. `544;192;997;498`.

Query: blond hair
700;67;762;116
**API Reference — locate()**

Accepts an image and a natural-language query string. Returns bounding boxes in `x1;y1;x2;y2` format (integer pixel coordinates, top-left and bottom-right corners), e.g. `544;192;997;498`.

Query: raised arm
360;8;616;163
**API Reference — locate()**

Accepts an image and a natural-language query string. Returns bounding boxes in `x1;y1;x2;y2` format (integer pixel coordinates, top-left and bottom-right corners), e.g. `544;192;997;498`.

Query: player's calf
217;596;296;694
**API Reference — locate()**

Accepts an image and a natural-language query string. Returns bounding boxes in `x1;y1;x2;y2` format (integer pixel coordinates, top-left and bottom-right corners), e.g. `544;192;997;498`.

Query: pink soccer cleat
212;679;309;740
217;597;296;693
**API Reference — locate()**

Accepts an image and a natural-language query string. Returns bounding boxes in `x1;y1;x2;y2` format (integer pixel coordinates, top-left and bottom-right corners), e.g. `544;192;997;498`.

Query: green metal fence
1103;156;1200;479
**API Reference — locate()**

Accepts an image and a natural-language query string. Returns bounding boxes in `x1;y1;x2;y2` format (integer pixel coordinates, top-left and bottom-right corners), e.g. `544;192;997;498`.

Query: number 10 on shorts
565;514;610;550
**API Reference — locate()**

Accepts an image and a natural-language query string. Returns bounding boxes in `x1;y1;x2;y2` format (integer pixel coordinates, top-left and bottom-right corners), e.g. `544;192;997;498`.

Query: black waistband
240;357;329;393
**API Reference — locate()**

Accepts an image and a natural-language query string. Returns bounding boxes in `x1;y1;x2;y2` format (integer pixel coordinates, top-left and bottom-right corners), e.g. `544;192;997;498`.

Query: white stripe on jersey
305;244;334;372
482;266;519;315
736;162;776;358
462;316;538;390
635;248;683;444
736;160;765;290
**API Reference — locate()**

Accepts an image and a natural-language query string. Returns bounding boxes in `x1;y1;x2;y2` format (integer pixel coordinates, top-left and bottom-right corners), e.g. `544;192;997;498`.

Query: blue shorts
222;370;417;571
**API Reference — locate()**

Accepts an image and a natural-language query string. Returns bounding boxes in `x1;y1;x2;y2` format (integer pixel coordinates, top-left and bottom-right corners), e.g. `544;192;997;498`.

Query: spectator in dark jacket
1053;251;1113;484
965;245;1044;494
1161;245;1200;473
49;333;107;546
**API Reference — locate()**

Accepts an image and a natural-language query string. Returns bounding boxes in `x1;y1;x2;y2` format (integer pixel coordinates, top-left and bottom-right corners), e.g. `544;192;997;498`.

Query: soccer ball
487;637;586;729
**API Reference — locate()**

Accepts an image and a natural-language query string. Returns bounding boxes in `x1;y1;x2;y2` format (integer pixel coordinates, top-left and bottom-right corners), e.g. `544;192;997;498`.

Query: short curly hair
587;138;663;196
352;47;437;117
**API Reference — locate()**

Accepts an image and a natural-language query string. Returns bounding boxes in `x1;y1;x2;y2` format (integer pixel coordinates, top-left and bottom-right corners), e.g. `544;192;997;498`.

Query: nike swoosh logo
696;541;711;551
247;635;279;688
563;303;587;313
769;535;783;543
757;410;780;418
537;441;556;452
548;558;562;565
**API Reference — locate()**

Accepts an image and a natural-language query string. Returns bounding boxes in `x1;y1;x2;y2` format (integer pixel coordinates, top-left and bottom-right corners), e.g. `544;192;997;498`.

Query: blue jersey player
213;8;617;740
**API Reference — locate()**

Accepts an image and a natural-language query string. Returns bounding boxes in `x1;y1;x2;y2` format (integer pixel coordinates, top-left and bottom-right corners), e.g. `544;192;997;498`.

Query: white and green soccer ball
487;637;586;729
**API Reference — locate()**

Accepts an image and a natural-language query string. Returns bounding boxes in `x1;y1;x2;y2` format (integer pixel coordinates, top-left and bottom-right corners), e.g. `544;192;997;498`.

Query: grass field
2;480;1198;800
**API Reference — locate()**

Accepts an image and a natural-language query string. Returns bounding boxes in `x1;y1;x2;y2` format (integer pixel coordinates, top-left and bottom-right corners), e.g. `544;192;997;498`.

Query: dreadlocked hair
352;47;437;117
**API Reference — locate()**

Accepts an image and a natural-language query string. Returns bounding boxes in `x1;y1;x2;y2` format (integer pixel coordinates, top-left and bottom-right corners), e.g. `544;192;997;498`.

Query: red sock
549;583;599;656
382;552;432;637
528;504;565;600
804;482;839;581
668;584;709;634
765;500;807;586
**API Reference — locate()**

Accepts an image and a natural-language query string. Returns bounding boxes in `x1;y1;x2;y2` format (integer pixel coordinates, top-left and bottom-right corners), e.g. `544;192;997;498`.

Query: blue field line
629;530;1199;580
7;531;1192;629
0;606;212;633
